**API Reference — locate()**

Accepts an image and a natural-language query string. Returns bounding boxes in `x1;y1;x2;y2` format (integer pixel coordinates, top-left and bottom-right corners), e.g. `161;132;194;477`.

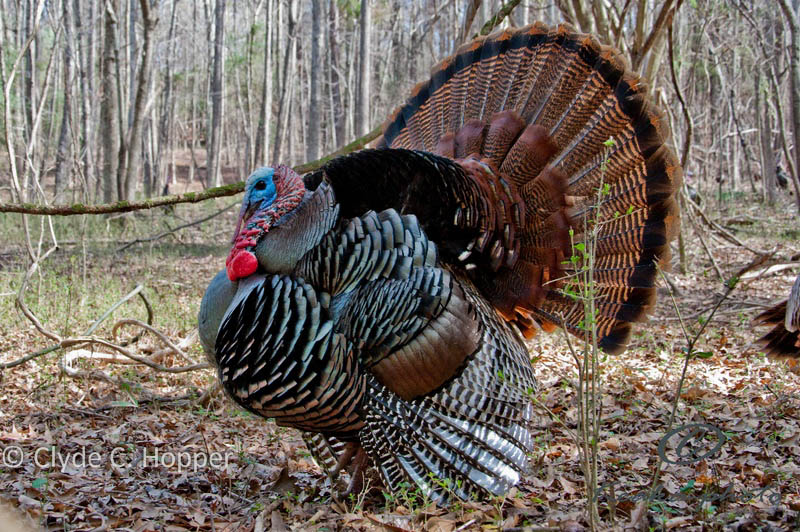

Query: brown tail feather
377;23;681;353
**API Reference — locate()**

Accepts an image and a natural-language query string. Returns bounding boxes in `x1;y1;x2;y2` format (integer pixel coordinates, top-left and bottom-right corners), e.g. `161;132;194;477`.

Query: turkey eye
254;181;267;191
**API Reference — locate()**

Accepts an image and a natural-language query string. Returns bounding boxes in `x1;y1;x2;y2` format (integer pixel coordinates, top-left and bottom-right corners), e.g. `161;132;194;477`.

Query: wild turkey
199;23;681;503
753;274;800;359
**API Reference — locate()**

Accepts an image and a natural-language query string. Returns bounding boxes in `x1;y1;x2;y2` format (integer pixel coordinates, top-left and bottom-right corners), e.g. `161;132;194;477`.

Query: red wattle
227;249;258;281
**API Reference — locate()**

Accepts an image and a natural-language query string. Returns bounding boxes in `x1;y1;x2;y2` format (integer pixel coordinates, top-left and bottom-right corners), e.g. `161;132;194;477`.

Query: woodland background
1;0;800;530
1;0;800;207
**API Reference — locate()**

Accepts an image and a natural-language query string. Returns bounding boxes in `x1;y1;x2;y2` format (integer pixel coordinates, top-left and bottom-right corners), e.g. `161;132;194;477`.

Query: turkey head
226;165;306;281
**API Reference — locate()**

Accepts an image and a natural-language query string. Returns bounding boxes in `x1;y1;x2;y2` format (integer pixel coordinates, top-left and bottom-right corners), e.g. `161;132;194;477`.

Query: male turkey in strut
753;274;800;359
198;23;681;503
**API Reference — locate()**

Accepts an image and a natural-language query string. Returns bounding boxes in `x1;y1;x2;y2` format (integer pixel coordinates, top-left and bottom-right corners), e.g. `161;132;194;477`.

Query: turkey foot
329;442;370;498
343;446;370;497
329;441;358;478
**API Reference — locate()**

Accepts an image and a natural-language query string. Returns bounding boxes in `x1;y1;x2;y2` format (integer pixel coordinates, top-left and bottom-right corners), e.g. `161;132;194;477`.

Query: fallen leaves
1;212;800;530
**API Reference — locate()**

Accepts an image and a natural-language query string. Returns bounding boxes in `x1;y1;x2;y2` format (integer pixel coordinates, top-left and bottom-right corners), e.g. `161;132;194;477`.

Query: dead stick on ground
683;192;725;281
687;198;770;255
1;284;150;369
112;318;196;364
59;336;208;373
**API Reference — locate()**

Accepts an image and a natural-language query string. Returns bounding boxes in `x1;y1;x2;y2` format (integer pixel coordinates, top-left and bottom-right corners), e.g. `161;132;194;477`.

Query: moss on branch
0;126;381;216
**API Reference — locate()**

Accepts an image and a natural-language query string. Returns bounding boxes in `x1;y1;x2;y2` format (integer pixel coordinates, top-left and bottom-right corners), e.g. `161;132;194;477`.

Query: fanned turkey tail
370;23;681;354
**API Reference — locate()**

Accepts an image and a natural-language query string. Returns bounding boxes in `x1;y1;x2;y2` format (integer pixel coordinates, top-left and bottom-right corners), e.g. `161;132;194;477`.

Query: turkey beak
232;200;260;244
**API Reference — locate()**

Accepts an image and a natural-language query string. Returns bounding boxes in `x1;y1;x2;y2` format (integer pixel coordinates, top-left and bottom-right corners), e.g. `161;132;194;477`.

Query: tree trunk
23;0;37;142
755;70;777;205
207;0;227;187
100;0;121;201
121;0;157;200
307;0;323;161
778;0;800;212
54;0;75;200
272;0;298;163
254;0;273;167
73;0;96;200
328;0;345;148
356;0;371;136
154;0;180;196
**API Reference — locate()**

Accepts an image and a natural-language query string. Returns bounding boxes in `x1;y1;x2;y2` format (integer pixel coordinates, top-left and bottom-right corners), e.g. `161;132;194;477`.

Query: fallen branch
59;335;208;373
1;284;151;369
740;262;800;280
686;199;771;255
0;126;381;216
112;319;196;364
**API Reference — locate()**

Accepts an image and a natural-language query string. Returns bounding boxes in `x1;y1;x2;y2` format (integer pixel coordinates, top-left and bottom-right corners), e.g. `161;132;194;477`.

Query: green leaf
110;400;138;408
725;276;740;290
694;351;714;359
32;477;47;490
603;137;617;147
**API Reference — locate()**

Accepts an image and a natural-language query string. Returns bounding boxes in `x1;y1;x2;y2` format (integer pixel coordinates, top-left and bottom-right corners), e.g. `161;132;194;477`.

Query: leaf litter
0;204;799;530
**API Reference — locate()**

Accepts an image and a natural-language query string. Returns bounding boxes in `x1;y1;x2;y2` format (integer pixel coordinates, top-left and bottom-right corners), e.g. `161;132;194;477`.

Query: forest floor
1;193;799;531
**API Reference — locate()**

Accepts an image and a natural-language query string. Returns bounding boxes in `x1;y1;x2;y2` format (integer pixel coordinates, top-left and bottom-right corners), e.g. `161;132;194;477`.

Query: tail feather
362;374;532;504
754;275;800;360
302;432;348;474
358;275;537;502
501;124;561;187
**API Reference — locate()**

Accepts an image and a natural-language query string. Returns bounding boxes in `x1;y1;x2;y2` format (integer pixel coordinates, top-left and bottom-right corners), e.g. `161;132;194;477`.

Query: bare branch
476;0;521;37
0;126;381;216
116;201;238;252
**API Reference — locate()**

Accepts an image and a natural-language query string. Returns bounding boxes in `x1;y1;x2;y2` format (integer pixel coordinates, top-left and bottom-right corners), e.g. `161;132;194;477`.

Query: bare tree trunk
23;0;37;143
119;0;157;200
54;0;75;200
356;0;371;136
74;0;96;200
272;0;298;163
307;0;323;161
100;0;120;201
457;0;481;48
778;0;800;212
755;70;777;205
207;0;226;187
154;0;180;196
328;0;345;148
188;0;200;183
254;0;273;166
